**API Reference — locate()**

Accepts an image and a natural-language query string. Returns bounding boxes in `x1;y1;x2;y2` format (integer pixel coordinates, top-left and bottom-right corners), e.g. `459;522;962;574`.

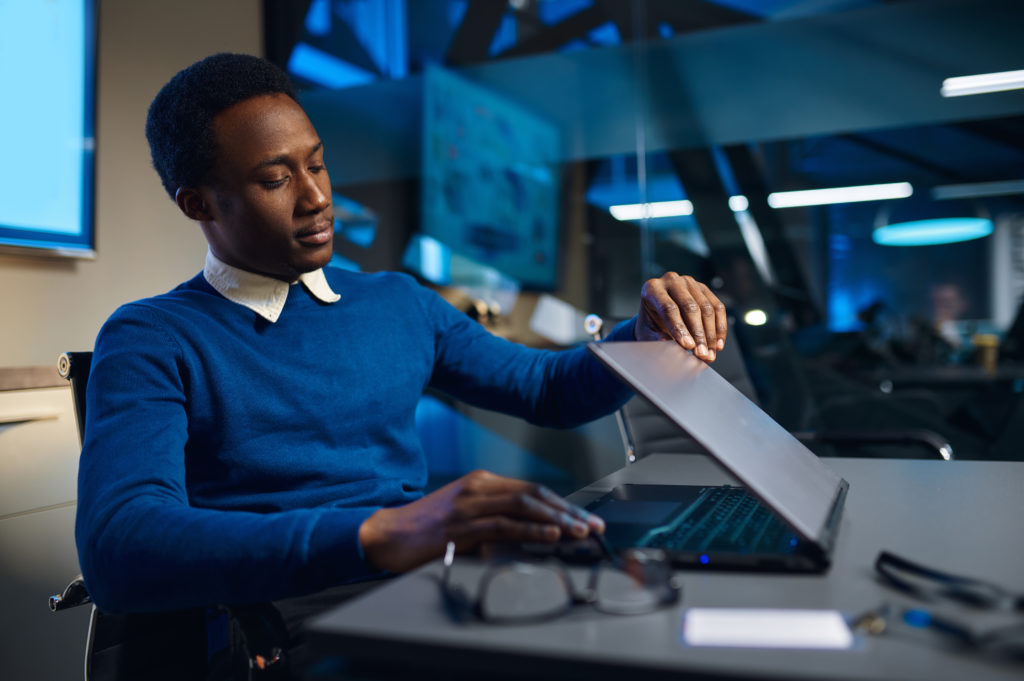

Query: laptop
543;340;849;573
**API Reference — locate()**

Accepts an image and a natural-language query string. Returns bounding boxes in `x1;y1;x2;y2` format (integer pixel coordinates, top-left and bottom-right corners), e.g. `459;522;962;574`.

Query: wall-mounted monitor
421;66;561;290
0;0;96;258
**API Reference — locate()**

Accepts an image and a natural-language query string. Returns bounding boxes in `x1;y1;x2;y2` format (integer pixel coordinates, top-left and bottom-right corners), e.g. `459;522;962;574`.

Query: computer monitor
0;0;96;257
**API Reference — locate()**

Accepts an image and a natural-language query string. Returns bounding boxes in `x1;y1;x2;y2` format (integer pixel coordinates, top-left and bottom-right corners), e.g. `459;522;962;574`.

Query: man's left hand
636;273;727;362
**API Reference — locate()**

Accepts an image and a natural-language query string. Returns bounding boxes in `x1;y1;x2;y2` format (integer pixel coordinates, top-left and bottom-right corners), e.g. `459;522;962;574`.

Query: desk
308;455;1024;680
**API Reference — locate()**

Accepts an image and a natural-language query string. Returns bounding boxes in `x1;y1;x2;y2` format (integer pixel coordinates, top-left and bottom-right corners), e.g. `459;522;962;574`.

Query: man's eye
261;178;287;188
309;164;325;173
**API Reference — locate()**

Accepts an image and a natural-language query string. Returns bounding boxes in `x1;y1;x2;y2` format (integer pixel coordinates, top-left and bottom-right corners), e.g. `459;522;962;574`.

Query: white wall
0;0;263;368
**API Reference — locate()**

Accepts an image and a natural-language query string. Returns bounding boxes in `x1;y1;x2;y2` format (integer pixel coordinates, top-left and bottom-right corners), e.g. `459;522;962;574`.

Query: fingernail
717;339;725;350
709;350;716;361
698;344;708;357
572;521;589;537
544;525;561;540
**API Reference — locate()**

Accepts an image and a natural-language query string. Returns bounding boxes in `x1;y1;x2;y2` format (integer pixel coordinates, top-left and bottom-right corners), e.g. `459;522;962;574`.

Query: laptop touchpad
588;484;706;548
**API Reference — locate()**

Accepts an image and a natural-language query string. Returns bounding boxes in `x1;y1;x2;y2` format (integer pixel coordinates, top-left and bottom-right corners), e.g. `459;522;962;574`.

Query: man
76;52;725;646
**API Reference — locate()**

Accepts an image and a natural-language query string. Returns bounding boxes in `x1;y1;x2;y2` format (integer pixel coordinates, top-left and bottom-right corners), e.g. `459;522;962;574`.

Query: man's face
198;93;334;281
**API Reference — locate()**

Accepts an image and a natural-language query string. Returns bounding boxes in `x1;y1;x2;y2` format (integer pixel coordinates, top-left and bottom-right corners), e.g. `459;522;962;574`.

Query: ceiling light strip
932;179;1024;200
941;69;1024;97
609;200;693;221
767;182;913;209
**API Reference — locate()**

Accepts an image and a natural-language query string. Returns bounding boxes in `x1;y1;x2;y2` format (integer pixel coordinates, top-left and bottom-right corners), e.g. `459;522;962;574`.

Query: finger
460;492;592;538
461;472;590;526
701;283;728;350
659;276;708;358
671;276;712;360
537;487;605;533
450;516;562;546
640;278;696;349
690;278;719;361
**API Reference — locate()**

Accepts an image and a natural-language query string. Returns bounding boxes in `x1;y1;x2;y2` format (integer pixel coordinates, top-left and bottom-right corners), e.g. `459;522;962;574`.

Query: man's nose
298;172;330;213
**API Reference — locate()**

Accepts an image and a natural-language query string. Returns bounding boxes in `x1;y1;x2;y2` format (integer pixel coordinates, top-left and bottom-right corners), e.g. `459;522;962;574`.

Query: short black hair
145;53;298;199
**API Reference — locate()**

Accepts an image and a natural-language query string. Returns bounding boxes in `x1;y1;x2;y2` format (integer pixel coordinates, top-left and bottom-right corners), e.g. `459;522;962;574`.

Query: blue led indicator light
903;609;932;628
699;554;710;565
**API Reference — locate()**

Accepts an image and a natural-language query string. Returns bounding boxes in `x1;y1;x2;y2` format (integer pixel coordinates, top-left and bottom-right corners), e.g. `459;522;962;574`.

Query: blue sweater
76;268;635;612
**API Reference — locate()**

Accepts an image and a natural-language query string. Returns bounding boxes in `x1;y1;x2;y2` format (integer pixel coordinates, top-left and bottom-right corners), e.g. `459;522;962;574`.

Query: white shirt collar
202;249;340;323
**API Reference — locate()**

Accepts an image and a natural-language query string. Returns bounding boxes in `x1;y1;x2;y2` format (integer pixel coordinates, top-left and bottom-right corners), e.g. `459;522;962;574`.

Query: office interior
1;0;1022;679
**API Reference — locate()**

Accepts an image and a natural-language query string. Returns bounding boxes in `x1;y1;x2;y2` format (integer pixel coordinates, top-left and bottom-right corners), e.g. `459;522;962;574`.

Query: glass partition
266;0;1024;464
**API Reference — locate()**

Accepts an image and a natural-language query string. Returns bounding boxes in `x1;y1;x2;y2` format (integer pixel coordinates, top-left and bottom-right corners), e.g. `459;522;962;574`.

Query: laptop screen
589;341;846;544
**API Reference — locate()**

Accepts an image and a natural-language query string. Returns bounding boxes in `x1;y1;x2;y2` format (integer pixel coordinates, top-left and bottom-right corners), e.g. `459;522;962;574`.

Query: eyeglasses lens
595;549;677;615
481;564;573;621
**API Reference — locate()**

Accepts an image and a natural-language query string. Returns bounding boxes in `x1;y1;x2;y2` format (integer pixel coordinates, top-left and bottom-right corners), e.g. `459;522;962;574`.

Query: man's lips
295;218;334;245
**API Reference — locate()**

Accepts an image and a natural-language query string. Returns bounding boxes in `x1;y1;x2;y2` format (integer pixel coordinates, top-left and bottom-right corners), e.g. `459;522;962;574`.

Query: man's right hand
358;470;604;573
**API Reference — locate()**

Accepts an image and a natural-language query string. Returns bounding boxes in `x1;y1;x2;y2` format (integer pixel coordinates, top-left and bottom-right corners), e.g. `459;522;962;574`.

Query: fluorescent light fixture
941;69;1024;97
609;200;693;221
743;309;768;326
873;218;993;246
932;179;1024;200
728;195;749;212
768;182;913;208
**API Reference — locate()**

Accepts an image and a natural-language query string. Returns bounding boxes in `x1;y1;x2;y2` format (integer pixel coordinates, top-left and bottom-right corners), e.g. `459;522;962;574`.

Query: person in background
930;281;970;351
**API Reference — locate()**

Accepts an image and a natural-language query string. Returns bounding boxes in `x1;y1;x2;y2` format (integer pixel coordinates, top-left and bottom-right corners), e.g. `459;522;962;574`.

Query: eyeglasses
875;550;1023;612
439;536;681;623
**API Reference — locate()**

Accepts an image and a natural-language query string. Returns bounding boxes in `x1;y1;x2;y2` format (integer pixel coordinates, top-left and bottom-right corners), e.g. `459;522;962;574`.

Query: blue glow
332;194;378;247
343;225;376;248
304;0;331;36
873;218;993;246
789;537;798;547
288;42;377;89
699;554;710;565
328;254;361;272
489;13;518;56
539;0;592;25
588;21;621;46
401;234;451;285
903;609;933;628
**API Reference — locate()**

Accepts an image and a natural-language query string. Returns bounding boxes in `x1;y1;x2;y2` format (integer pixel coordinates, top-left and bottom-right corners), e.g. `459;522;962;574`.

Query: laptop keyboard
641;486;799;554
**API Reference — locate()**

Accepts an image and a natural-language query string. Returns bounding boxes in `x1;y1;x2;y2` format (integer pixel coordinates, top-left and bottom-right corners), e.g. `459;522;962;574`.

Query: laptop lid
588;341;848;548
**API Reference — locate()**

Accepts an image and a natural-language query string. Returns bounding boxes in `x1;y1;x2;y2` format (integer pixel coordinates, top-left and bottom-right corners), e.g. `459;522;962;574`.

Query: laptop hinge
812;478;849;561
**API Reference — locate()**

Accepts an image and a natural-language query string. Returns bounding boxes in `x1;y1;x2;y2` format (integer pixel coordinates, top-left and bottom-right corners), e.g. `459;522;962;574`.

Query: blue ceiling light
873;194;993;246
873;217;993;246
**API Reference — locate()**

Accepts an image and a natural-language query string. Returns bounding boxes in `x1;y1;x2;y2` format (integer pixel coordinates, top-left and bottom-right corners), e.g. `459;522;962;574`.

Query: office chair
50;352;287;681
50;353;96;679
584;317;955;463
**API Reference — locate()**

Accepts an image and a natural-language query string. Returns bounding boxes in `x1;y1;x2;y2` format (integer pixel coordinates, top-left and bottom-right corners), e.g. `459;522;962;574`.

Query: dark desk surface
309;455;1024;681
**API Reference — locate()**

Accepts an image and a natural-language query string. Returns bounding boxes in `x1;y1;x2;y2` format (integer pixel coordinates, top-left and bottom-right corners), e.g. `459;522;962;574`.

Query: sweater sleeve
412;282;636;428
75;305;379;613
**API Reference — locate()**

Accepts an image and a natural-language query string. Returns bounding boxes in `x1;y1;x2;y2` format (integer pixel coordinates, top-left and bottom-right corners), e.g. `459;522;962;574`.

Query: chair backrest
57;351;92;444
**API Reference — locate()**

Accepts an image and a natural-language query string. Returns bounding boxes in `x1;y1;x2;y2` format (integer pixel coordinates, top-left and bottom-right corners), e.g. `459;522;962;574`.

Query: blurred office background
258;0;1024;472
1;2;1023;677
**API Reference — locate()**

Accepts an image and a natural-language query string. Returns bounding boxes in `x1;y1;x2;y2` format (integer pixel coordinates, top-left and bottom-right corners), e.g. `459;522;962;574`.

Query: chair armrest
49;574;92;612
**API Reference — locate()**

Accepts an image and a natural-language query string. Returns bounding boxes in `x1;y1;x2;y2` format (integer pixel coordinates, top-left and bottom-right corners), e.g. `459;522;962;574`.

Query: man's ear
175;186;214;221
